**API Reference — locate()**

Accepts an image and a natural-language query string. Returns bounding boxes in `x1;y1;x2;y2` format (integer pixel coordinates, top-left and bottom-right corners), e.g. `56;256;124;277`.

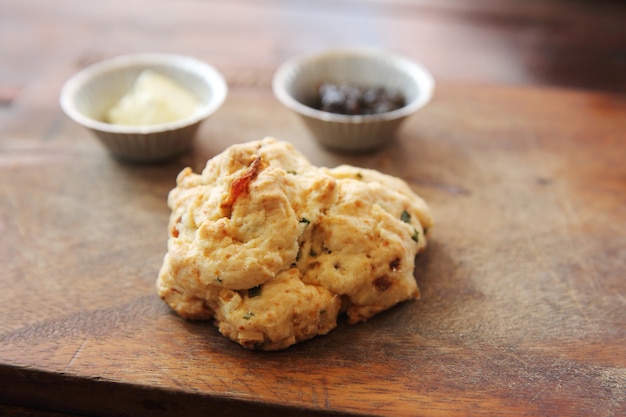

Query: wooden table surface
1;1;625;416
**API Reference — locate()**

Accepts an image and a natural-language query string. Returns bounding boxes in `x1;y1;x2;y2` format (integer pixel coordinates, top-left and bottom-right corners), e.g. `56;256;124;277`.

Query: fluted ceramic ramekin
60;53;227;162
272;48;434;152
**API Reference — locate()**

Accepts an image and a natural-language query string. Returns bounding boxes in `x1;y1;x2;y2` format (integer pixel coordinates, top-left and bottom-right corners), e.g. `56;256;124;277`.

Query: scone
157;138;433;350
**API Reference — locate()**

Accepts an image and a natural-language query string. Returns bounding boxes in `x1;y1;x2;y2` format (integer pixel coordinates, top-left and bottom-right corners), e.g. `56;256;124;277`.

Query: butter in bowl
60;53;227;163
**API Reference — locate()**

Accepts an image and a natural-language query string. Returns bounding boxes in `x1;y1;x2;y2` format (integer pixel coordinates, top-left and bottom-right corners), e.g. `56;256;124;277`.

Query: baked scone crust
157;138;433;350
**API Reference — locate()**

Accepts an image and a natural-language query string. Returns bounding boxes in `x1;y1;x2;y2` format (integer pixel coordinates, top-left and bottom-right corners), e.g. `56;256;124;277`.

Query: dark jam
313;83;406;115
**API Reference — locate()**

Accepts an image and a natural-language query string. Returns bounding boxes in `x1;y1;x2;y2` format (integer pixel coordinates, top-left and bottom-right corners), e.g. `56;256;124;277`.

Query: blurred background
1;0;625;112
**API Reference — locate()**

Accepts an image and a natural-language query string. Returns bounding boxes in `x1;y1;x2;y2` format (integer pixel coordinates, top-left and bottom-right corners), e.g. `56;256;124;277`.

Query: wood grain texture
1;0;625;95
1;82;625;416
1;0;626;415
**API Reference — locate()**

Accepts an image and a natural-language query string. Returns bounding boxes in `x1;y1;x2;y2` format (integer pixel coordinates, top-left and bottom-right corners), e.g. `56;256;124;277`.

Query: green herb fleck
401;210;411;223
287;170;298;175
309;249;318;257
299;217;311;225
248;285;262;298
243;312;255;320
411;228;419;243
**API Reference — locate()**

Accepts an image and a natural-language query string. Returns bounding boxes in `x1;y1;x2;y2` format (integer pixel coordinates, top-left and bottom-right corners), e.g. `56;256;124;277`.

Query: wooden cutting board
0;82;624;417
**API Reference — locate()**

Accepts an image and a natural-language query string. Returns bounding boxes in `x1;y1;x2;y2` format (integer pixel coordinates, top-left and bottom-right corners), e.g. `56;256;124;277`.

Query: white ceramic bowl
272;48;434;152
60;53;227;162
